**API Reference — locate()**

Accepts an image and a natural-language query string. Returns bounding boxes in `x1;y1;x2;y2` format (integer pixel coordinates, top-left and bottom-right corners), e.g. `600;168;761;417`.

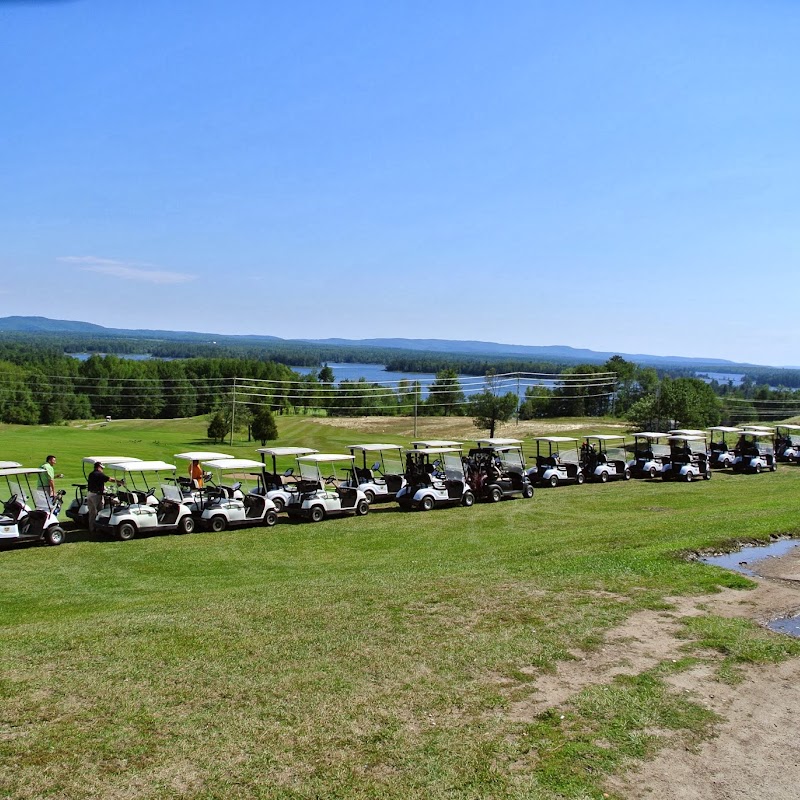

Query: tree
318;364;335;384
468;374;518;437
207;412;227;443
425;369;465;416
251;407;279;446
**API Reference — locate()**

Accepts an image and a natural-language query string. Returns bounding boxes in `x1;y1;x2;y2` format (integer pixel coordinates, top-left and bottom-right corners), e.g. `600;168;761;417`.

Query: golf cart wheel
704;469;712;480
310;506;325;523
420;495;435;512
623;468;632;481
363;490;375;505
45;526;64;546
599;471;609;484
648;467;658;479
576;472;585;485
117;522;135;541
210;515;227;532
522;484;534;499
771;463;778;472
685;472;693;482
178;515;195;534
548;474;559;488
356;499;369;516
272;497;285;513
264;510;278;527
462;491;475;508
755;463;762;474
489;486;502;503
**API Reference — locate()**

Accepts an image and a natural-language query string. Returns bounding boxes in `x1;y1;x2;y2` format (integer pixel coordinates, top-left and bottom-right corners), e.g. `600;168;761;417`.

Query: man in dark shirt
86;462;123;532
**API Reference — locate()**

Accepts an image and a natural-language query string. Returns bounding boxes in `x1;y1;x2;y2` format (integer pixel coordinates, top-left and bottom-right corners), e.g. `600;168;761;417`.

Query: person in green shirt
35;454;57;510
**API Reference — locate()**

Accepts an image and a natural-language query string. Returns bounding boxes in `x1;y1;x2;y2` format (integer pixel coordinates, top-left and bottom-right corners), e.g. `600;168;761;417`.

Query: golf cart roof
741;431;774;439
296;453;356;464
668;429;707;437
741;425;774;431
174;451;234;461
666;435;706;442
535;436;578;443
0;467;47;478
257;447;319;457
475;438;524;447
409;447;462;456
632;432;669;439
81;456;142;465
708;427;743;433
411;440;461;448
0;461;22;469
584;434;625;441
202;458;264;471
347;443;403;452
777;424;800;431
104;460;177;472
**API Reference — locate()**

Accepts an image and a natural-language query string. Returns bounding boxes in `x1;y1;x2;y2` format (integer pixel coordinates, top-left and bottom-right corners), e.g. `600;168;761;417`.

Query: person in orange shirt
190;459;204;489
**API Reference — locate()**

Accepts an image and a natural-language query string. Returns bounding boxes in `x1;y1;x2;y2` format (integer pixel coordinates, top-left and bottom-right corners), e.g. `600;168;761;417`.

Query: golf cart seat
24;509;48;534
356;467;374;482
2;497;25;520
218;484;236;499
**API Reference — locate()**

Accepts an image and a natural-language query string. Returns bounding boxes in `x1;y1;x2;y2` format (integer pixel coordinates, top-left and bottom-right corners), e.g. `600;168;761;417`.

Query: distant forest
1;334;799;427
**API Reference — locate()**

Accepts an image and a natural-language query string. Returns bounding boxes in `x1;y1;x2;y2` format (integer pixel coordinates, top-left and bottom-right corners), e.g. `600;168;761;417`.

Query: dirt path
511;547;800;800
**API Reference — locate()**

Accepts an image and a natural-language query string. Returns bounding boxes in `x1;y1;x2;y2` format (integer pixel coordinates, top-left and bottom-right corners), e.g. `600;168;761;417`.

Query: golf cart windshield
497;450;524;472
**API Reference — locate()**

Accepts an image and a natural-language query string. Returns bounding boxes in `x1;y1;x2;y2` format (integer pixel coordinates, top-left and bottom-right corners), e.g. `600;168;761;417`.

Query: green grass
2;416;799;799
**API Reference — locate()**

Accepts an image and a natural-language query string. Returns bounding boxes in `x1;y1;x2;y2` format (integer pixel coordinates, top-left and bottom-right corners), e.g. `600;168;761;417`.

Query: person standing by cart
189;459;204;489
86;461;123;532
35;454;57;510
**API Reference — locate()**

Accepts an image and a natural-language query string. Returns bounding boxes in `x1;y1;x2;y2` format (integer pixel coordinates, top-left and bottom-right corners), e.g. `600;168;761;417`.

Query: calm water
68;352;174;362
700;539;800;577
291;363;558;399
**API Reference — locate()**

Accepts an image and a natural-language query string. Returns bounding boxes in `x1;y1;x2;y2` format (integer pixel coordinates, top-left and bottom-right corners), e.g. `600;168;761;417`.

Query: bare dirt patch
501;555;800;800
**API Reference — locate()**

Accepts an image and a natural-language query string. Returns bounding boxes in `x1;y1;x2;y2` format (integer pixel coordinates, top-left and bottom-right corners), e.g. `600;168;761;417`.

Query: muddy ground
519;546;800;799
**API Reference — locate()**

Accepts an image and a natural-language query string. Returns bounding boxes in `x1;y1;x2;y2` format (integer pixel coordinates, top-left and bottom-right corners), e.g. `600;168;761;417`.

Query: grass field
2;415;799;799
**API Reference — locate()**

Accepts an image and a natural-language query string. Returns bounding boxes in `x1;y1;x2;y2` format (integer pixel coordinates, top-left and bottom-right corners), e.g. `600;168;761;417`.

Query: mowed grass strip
1;417;799;799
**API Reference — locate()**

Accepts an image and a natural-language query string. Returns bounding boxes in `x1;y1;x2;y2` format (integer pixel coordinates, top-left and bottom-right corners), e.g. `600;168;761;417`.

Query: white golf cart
198;458;278;531
396;447;475;511
342;444;406;504
464;438;534;501
0;467;67;546
287;454;370;522
533;437;585;488
65;455;143;527
93;461;197;540
708;427;743;469
732;431;777;474
661;435;711;481
581;435;631;482
256;447;319;512
774;425;800;463
627;433;670;479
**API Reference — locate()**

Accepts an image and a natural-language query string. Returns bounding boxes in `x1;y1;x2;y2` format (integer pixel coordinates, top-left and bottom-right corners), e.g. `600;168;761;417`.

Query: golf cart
464;438;534;501
65;456;143;527
198;458;278;531
533;437;585;487
708;427;743;469
396;447;475;511
627;433;671;478
774;425;800;463
732;432;777;474
287;454;370;522
93;461;197;540
256;447;319;512
0;467;66;546
661;435;711;481
342;444;406;504
581;435;631;482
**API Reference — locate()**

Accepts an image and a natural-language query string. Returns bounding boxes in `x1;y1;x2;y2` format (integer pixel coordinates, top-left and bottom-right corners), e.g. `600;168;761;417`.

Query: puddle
700;539;800;577
767;616;800;637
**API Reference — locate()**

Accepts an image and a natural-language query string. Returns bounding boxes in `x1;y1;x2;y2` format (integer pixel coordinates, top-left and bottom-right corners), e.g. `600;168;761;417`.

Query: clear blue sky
2;0;799;365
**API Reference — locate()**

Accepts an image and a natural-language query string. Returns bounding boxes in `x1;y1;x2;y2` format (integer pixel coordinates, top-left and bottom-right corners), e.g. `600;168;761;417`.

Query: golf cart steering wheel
324;475;336;485
3;493;19;510
146;487;157;497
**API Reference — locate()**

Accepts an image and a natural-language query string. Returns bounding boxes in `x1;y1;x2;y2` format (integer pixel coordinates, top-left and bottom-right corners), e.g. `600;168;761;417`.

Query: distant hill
0;315;751;369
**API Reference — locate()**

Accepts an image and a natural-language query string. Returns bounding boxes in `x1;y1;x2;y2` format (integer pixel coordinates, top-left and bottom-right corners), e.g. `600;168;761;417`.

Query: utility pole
229;377;237;446
413;381;418;438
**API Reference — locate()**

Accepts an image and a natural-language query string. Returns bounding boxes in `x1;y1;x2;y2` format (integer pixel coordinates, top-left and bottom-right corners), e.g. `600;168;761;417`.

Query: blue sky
2;0;800;365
